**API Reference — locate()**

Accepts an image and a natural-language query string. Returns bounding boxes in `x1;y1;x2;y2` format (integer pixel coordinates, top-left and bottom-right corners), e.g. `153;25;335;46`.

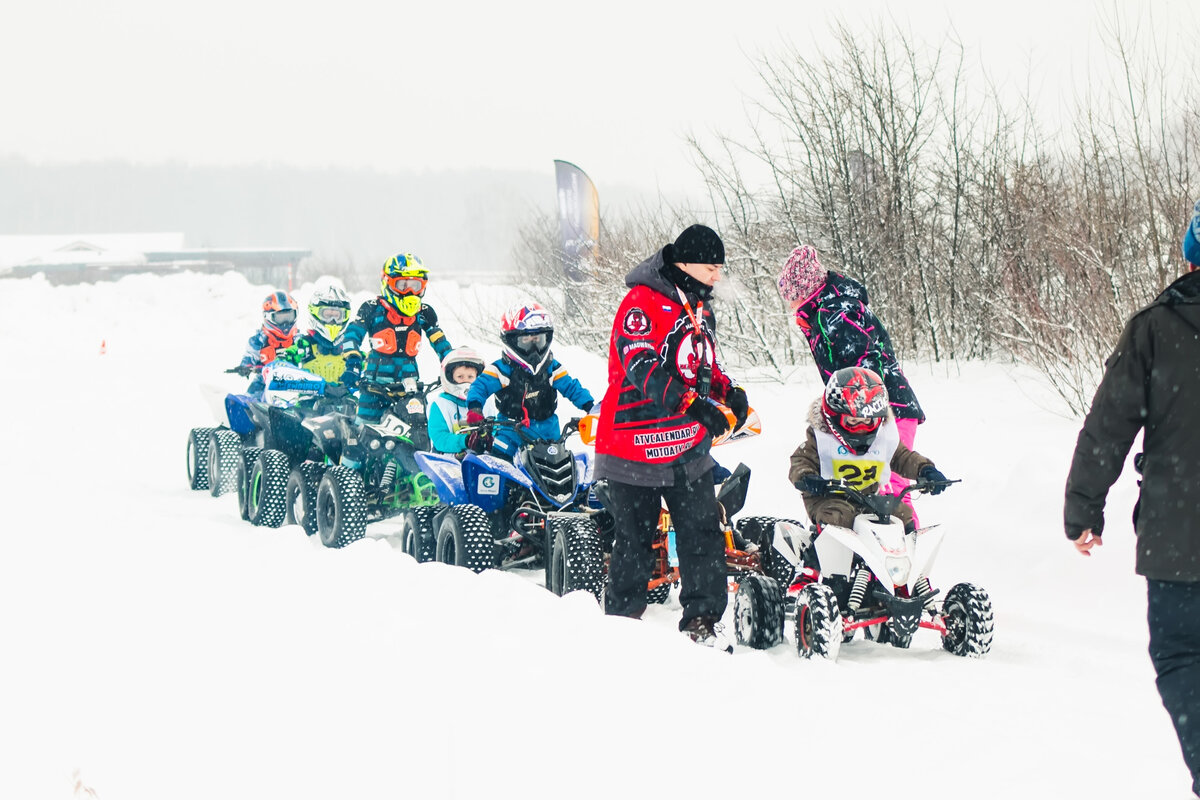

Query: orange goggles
386;275;427;295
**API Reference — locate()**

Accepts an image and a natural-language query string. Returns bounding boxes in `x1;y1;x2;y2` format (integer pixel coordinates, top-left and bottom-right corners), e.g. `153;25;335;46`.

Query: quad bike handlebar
825;477;960;522
464;415;584;447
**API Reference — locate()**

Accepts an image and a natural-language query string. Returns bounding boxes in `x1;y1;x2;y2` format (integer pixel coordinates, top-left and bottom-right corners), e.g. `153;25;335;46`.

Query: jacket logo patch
623;307;652;336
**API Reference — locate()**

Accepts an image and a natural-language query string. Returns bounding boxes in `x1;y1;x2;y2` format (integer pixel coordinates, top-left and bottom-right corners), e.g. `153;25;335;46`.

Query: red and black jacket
595;250;735;486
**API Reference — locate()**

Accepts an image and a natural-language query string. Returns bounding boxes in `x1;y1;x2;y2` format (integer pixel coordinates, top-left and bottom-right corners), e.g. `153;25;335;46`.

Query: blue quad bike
185;361;353;527
409;418;611;600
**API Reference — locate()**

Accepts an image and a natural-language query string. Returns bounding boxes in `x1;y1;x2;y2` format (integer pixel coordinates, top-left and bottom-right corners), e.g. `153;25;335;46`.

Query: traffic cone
99;339;107;355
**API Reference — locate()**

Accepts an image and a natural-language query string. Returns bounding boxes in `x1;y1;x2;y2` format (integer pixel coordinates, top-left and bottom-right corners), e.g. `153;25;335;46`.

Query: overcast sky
2;0;1195;199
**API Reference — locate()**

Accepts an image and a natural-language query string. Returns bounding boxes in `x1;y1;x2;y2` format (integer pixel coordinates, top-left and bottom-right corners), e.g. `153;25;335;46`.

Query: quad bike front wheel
546;517;604;600
316;466;368;548
734;573;785;650
435;504;494;574
794;583;843;660
941;583;994;658
187;427;216;490
247;449;290;528
234;447;262;522
285;463;326;536
401;505;442;563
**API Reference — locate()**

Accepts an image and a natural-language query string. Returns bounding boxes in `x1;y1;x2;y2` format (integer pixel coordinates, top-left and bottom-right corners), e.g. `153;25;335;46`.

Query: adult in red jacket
596;224;749;648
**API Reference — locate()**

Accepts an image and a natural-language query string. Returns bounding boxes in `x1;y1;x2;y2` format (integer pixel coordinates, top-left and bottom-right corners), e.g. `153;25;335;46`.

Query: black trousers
604;471;726;628
1147;578;1200;795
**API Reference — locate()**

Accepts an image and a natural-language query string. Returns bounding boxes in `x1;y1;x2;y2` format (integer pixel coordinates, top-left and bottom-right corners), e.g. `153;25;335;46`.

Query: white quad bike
736;479;993;660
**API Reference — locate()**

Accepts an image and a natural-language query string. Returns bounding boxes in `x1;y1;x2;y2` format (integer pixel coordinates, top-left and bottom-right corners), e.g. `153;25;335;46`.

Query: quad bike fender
816;517;908;596
414;451;467;504
908;524;947;592
813;524;857;579
574;451;593;486
224;393;257;436
772;520;811;572
462;453;531;513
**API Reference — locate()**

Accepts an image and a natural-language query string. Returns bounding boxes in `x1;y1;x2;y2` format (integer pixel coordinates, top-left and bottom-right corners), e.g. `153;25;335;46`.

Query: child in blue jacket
465;303;594;460
428;347;486;454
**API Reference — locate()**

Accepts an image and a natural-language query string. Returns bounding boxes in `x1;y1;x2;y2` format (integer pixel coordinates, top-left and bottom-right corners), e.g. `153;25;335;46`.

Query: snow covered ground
0;271;1192;799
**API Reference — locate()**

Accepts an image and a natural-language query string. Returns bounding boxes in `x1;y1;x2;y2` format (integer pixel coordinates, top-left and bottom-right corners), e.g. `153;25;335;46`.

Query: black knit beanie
664;224;724;265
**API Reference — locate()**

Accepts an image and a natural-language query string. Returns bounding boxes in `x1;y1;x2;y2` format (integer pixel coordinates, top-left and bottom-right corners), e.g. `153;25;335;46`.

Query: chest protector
813;418;900;492
496;363;558;423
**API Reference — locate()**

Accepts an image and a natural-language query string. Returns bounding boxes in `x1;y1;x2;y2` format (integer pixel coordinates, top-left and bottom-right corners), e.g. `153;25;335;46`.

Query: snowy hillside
0;271;1191;799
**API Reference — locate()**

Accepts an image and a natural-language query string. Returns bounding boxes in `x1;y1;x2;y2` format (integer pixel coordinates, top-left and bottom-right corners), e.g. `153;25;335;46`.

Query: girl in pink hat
778;245;928;524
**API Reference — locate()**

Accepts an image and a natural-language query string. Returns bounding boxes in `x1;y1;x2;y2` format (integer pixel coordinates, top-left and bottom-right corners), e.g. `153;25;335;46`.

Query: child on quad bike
344;253;453;424
236;290;300;398
428;346;487;454
277;283;363;394
788;366;946;535
464;302;595;460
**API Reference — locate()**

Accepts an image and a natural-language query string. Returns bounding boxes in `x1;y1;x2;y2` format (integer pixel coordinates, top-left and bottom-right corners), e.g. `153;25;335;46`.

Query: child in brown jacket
789;367;946;532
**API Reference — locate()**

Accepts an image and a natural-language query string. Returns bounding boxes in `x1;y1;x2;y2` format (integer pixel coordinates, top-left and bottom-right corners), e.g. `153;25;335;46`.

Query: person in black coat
1063;199;1200;797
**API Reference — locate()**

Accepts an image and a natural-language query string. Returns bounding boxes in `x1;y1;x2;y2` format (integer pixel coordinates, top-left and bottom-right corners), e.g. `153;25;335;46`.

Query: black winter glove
466;428;492;454
684;398;730;438
919;465;949;494
725;386;749;431
795;473;829;496
580;400;594;413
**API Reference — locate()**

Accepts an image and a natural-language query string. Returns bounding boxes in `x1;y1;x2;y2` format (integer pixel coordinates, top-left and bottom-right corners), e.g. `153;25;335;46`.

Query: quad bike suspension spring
379;461;397;492
914;576;936;611
848;567;871;612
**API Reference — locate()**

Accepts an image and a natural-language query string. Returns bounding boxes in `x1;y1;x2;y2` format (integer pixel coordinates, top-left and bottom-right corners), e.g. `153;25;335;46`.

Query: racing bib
830;458;886;490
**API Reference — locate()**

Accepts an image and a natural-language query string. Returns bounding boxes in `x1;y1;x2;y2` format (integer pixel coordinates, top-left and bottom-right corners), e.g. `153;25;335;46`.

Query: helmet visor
514;332;548;353
267;309;297;328
314;305;349;324
386;276;427;295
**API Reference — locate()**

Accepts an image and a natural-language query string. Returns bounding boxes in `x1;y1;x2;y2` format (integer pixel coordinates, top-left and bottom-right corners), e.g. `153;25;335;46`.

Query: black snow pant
1147;578;1200;796
603;469;726;629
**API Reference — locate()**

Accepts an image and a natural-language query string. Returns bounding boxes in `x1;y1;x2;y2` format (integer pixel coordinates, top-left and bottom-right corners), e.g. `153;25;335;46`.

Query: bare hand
1074;529;1103;556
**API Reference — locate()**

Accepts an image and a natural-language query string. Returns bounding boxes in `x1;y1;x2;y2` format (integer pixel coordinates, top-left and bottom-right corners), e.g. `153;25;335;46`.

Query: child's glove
466;428;492;454
466;409;486;428
919;466;948;494
684;398;730;438
725;386;749;430
795;474;828;496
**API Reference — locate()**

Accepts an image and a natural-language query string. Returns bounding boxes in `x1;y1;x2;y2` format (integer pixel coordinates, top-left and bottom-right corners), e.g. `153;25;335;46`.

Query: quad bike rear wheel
941;582;994;658
435;504;494;574
187;427;216;490
248;449;290;528
736;515;807;587
734;573;785;650
316;466;368;548
207;429;242;497
285;463;326;536
794;583;843;660
546;517;604;600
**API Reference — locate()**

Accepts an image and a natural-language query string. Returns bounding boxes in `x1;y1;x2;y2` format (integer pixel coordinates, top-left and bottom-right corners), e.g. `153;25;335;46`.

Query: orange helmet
262;291;299;338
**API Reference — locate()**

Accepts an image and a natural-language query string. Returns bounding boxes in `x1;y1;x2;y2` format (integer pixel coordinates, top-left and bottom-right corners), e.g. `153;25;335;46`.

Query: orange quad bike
581;403;808;622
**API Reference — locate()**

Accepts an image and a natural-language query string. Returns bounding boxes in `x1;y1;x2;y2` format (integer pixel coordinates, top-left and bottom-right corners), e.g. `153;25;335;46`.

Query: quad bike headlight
885;556;912;587
369;439;381;451
385;440;396;451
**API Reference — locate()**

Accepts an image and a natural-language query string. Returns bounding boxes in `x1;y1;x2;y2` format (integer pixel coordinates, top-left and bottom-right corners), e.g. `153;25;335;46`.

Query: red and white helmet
821;367;889;455
500;302;554;373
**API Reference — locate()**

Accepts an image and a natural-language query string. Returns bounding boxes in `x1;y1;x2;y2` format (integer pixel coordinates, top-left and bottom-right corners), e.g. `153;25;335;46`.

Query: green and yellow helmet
381;253;429;316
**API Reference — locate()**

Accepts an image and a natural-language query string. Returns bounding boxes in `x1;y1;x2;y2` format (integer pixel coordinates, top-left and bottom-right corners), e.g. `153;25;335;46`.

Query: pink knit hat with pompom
777;245;827;304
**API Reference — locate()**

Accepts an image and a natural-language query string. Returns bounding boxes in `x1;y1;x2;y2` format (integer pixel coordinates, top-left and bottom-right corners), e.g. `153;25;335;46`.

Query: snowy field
0;271;1191;799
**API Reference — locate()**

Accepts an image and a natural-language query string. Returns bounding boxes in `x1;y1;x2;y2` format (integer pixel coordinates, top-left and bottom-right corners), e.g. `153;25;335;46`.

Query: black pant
1148;578;1200;795
604;471;726;628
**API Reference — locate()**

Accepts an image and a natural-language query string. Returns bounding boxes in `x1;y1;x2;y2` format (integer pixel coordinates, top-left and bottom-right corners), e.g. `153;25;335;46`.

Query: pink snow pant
882;417;920;528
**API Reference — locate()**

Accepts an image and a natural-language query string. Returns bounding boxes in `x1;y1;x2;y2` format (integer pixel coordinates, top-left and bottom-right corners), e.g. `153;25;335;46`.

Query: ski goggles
386;275;427;295
515;332;548;351
266;309;298;327
840;414;882;434
312;305;350;324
